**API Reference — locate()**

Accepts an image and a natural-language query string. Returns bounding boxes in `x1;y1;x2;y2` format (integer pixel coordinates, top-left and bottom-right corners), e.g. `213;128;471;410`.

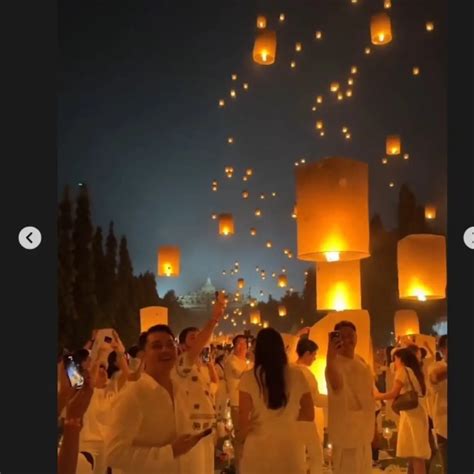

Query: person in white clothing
375;348;431;474
105;299;225;474
325;321;375;474
238;328;314;474
224;334;252;470
428;335;447;473
295;338;327;474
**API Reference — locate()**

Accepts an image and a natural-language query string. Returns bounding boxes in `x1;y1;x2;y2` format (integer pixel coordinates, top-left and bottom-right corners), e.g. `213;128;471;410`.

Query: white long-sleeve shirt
224;354;251;407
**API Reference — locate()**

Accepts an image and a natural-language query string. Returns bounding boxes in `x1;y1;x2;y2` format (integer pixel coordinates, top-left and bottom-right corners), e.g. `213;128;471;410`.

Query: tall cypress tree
58;186;76;349
72;185;101;346
103;222;118;327
92;226;109;326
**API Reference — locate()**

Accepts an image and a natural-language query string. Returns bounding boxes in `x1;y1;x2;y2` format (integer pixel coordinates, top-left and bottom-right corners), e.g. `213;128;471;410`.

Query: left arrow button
19;226;42;250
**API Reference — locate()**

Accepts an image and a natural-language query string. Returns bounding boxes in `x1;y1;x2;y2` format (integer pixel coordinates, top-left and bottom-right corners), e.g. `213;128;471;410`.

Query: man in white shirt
224;334;251;471
325;321;375;474
429;334;447;473
105;300;225;474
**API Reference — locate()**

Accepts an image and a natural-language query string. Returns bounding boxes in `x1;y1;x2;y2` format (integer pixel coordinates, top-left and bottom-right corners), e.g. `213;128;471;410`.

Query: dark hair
296;338;318;358
393;348;426;395
420;347;427;359
406;344;420;356
128;345;140;358
334;320;356;332
215;354;225;367
107;351;119;379
146;324;176;343
438;335;447;350
232;334;246;347
178;327;199;345
254;328;288;410
138;332;148;351
385;346;394;364
73;348;90;367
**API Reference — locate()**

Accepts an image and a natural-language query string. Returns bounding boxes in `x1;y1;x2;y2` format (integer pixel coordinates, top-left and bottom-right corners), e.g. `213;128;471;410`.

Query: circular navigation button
18;226;42;250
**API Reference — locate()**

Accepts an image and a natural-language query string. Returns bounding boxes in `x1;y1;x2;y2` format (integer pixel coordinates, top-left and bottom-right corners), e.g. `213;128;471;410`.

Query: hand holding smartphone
63;355;85;390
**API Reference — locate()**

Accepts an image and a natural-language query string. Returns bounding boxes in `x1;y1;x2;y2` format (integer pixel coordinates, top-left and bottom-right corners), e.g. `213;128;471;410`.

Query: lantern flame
325;251;340;262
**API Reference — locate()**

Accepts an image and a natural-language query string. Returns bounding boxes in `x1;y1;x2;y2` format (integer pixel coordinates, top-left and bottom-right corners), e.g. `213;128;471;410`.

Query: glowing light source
424;205;437;220
386;135;401;155
412;66;420;76
394;310;420;338
253;30;277;65
315;31;322;40
218;214;235;236
295;42;302;52
219;99;225;107
426;21;434;32
157;246;180;277
371;13;392;45
256;16;267;29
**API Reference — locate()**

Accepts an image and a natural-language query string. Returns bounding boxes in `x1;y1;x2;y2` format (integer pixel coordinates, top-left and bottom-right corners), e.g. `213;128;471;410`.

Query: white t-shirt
428;360;447;439
326;355;375;448
224;354;251;406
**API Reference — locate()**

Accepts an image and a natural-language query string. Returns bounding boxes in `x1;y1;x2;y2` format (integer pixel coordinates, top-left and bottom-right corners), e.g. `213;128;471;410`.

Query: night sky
58;0;447;300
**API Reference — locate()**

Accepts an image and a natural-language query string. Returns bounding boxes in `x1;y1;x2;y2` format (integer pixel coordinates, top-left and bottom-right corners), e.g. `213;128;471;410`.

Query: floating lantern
365;47;371;55
386;135;401;155
381;157;388;165
319;131;325;137
282;268;287;273
316;120;324;130
292;204;297;219
260;193;265;200
315;31;322;40
243;176;248;182
397;234;446;300
279;13;285;22
218;214;235;236
231;74;237;81
384;0;391;8
317;95;323;104
403;153;409;160
157;246;181;277
228;137;234;144
211;213;217;220
230;89;236;98
253;30;277;65
242;190;249;199
222;270;226;276
316;260;361;311
250;227;257;236
425;205;437;220
283;249;289;255
394;310;420;338
426;21;434;32
337;92;344;101
288;252;293;259
345;133;351;140
243;83;249;90
351;66;358;74
309;310;371;395
246;168;253;176
412;66;420;76
219;99;225;107
346;89;353;97
278;305;287;317
389;182;395;188
237;278;245;289
348;77;354;86
342;127;348;134
295;157;370;262
266;241;272;248
255;209;262;217
263;321;269;329
257;16;267;29
140;306;168;332
295;42;302;52
330;82;340;92
290;61;296;69
277;274;288;288
272;272;276;278
351;0;358;3
312;106;317;112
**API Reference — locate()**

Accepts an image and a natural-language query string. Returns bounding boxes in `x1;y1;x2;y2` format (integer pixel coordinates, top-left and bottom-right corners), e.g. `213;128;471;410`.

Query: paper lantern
140;306;168;332
237;278;245;289
337;92;344;101
243;83;249;90
425;205;437;220
426;21;434;32
394;310;420;338
290;61;296;69
316;120;324;130
218;99;225;107
403;153;410;160
386;135;401;155
157;246;180;277
242;190;249;199
277;274;288;288
253;30;277;65
345;133;351;140
348;77;354;86
218;214;235;236
257;16;267;29
412;66;420;76
351;66;358;74
398;234;446;300
246;168;253;176
255;209;262;217
389;182;395;188
230;89;236;99
316;260;361;311
315;31;322;40
263;321;269;329
266;241;272;248
228;137;234;144
311;106;317;112
319;131;325;137
316;95;323;104
309;309;371;395
295;42;302;52
330;82;339;92
260;193;265;200
278;305;287;317
295;157;370;262
250;309;261;325
365;47;371;55
250;227;257;236
231;74;237;81
279;13;285;22
371;13;392;45
211;213;217;220
346;89;353;97
384;0;391;8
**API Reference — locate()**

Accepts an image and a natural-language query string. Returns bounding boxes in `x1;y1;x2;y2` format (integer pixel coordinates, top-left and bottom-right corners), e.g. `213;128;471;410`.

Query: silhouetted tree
92;226;109;326
103;222;118;327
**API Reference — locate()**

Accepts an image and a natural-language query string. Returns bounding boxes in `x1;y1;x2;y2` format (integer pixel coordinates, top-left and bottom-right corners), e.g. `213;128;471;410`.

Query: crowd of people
57;299;448;474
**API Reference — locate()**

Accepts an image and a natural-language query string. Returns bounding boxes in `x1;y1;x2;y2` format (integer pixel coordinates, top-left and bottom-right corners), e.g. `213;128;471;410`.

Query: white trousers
332;443;372;474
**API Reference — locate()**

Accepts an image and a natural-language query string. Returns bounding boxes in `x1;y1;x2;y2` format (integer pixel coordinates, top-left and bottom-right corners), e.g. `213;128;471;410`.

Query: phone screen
64;355;85;389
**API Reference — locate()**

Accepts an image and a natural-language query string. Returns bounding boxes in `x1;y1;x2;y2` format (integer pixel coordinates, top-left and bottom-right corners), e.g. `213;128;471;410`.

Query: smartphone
329;331;341;342
64;355;85;390
201;347;210;364
196;428;213;439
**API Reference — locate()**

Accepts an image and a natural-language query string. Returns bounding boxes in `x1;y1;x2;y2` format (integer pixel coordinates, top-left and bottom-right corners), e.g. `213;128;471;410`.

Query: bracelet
64;418;83;428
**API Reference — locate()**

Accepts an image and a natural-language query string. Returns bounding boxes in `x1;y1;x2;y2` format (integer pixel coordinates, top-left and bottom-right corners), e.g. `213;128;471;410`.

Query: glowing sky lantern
277;274;288;288
218;213;235;236
412;66;420;76
309;309;372;395
243;83;249;90
211;213;217;220
242;190;249;199
140;306;168;332
253;30;277;65
389;182;395;188
250;309;261;325
386;135;401;155
237;278;245;289
346;89;353;97
403;153;410;160
345;132;351;140
319;131;325;137
250;227;257;236
316;260;361;311
295;42;302;52
231;73;237;81
266;241;272;248
348;77;354;86
256;15;267;29
312;106;317;112
424;205;437;220
426;21;434;32
260;193;265;200
263;321;269;329
279;13;285;22
382;157;388;165
157;246;180;277
278;305;287;317
255;209;262;217
246;168;253;176
351;66;358;74
315;31;322;40
230;89;236;99
290;61;296;69
384;0;391;8
330;82;340;92
218;99;225;107
316;120;324;130
342;127;348;134
394;310;420;338
398;234;446;301
295;157;370;262
227;137;234;144
337;92;344;101
365;47;371;55
317;95;323;104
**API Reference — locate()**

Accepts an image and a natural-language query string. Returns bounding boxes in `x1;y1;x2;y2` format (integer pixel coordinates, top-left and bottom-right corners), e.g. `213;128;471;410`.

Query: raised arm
325;333;343;392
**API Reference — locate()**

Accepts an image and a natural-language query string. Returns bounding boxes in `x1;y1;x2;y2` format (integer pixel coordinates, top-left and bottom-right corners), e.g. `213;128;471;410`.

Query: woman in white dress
238;328;315;474
375;348;430;474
